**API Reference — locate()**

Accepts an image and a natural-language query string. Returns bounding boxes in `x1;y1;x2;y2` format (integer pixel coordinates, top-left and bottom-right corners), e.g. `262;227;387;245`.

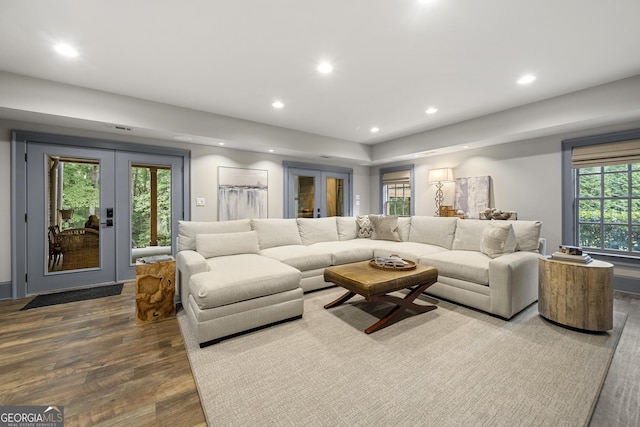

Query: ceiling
1;0;640;155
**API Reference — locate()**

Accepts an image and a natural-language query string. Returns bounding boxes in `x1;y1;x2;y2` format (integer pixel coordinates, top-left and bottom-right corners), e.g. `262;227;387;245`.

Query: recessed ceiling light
317;62;334;74
272;101;284;109
370;127;380;133
517;74;536;85
268;149;275;153
218;142;225;146
53;43;79;57
425;107;438;115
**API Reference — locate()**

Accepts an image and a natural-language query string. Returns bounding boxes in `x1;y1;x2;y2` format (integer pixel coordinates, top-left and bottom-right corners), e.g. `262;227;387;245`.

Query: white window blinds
382;170;411;185
572;139;640;168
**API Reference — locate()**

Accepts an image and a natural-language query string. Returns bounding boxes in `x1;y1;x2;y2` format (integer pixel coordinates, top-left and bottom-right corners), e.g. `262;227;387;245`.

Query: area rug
20;283;124;310
177;287;626;427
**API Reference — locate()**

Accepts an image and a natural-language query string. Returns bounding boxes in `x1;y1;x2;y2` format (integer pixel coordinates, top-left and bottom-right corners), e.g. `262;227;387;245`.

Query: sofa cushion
260;245;332;271
178;219;251;251
297;217;339;245
369;215;401;241
480;222;517;258
452;219;488;251
510;220;543;252
191;253;301;310
337;217;358;241
310;241;374;265
419;250;490;286
195;231;259;258
356;215;373;238
409;216;458;249
252;218;302;249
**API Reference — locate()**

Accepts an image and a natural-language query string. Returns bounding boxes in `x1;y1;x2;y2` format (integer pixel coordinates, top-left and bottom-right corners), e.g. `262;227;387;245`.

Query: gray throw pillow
369;215;401;241
480;222;517;258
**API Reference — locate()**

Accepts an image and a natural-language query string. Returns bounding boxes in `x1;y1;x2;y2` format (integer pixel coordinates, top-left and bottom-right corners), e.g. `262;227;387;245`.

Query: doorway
12;131;189;298
283;162;352;218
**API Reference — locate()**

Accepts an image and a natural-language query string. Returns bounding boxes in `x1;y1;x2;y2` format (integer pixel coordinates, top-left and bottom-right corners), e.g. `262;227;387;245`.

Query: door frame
282;161;353;218
11;130;191;299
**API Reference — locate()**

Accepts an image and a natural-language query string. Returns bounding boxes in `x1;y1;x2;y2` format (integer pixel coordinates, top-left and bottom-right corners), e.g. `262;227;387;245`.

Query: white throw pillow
195;231;260;258
452;220;489;251
178;219;251;251
369;215;401;241
337;217;358;241
480;222;517;258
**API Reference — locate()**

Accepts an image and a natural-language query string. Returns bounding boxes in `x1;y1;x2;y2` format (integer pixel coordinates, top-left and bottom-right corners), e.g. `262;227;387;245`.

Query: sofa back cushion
409;216;458;249
297;217;339;245
178;219;251;251
337;217;358;241
510;220;543;251
369;215;401;241
195;231;260;258
452;219;489;251
252;218;302;249
480;222;517;258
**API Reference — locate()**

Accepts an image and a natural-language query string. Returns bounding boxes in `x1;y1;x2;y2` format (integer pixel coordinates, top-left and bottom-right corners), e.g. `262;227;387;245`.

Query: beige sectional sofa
176;215;544;346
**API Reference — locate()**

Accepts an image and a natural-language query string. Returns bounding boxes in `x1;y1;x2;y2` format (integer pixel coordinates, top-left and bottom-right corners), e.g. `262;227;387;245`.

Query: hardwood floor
0;284;637;426
0;282;206;427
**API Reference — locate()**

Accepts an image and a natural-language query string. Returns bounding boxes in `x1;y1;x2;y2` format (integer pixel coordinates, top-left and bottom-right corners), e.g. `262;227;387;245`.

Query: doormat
20;283;124;310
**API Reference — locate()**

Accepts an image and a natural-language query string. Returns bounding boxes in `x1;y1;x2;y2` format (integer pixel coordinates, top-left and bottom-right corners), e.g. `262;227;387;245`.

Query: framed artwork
218;167;268;221
454;176;491;219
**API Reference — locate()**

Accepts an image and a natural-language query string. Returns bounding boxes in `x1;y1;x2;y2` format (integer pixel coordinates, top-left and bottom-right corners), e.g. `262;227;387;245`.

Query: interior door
26;143;116;294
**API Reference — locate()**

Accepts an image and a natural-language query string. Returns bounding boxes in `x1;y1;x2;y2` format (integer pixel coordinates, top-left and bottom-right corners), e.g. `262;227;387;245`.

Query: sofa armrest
176;250;209;304
488;251;542;318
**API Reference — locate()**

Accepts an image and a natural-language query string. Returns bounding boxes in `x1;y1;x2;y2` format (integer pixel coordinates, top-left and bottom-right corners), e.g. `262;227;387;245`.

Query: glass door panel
326;177;344;217
47;156;101;272
27;143;116;294
296;175;317;218
130;164;173;263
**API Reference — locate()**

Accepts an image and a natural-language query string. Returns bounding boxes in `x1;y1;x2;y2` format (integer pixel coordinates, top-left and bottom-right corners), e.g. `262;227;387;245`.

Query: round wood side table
538;257;613;331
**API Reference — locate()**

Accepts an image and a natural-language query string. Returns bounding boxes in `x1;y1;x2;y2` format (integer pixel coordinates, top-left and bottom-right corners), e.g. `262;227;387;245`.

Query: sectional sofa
176;215;544;346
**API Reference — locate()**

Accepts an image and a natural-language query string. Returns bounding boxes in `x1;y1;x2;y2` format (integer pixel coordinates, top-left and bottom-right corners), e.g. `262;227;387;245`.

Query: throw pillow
195;231;260;258
480;222;517;259
369;215;401;241
356;215;373;238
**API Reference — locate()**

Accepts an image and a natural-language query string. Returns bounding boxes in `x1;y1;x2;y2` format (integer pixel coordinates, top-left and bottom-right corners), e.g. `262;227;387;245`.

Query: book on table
550;251;592;264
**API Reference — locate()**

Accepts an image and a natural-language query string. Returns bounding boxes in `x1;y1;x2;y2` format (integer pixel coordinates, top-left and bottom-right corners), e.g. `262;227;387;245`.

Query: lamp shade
428;168;454;183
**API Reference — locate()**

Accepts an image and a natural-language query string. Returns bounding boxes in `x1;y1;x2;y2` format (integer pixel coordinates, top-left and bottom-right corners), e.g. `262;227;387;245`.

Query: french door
284;163;352;219
14;132;187;297
26;143;117;294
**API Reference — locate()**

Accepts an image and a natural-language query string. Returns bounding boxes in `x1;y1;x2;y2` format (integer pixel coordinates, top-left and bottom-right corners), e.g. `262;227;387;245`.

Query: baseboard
0;281;13;300
614;275;640;295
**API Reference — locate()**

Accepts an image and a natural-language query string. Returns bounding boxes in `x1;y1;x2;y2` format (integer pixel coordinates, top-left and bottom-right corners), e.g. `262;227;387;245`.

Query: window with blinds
381;168;411;216
572;139;640;254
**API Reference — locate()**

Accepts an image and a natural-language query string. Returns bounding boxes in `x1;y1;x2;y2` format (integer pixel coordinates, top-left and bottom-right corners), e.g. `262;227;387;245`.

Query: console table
538;257;613;331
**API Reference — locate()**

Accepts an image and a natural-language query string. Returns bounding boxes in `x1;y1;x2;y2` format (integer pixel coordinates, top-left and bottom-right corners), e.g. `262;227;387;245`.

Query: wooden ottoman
323;260;438;333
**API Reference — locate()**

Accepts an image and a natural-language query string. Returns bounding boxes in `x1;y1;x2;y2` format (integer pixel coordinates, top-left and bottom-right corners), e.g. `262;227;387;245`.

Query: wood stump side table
135;258;176;323
538;257;613;331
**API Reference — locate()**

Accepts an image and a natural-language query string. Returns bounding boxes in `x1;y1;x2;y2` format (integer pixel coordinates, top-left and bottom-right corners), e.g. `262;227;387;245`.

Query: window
564;133;640;258
380;166;413;216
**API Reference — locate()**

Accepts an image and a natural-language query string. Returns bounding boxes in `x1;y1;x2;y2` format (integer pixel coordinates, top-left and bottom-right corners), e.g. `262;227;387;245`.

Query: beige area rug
177;287;626;427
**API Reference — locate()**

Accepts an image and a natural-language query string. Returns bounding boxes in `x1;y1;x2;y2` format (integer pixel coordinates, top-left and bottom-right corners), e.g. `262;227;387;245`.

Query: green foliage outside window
577;162;640;254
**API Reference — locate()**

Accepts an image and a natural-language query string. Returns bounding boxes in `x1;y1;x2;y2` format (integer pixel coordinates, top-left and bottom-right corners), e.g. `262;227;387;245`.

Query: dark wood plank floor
0;282;206;427
1;284;637;426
